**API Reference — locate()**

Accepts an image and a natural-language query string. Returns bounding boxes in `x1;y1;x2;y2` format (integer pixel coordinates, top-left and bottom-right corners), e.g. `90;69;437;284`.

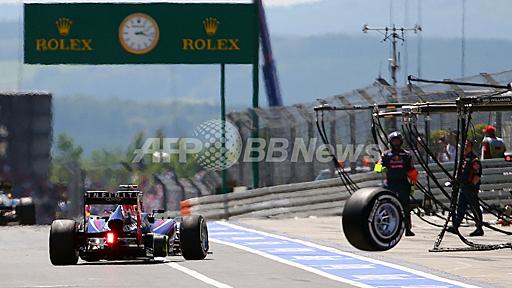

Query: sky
1;0;512;40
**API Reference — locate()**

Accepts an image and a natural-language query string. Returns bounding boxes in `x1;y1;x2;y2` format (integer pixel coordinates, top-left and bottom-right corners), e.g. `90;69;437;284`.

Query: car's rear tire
180;215;208;260
153;234;169;257
49;220;79;265
80;255;100;262
342;187;405;251
16;197;36;225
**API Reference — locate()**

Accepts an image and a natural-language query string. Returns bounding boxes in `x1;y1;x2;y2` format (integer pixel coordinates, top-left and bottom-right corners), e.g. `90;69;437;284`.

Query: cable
315;110;359;194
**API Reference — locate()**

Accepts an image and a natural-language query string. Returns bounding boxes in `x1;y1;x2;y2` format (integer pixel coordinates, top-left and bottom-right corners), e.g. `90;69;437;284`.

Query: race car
0;181;36;225
49;185;209;265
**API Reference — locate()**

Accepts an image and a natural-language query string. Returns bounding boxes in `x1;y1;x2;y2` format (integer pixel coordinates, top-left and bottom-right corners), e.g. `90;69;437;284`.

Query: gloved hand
374;163;387;173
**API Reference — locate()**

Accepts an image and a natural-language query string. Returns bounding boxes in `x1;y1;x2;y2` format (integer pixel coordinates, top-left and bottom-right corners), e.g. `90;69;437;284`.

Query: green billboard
24;3;258;64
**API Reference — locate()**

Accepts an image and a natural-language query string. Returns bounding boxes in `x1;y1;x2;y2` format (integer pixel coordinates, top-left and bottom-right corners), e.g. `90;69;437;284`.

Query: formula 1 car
0;181;36;225
49;185;209;265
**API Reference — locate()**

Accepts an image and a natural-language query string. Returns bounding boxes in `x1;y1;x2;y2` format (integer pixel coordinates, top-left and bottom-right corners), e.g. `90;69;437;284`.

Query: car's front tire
180;215;208;260
342;187;405;251
49;219;79;265
153;234;169;257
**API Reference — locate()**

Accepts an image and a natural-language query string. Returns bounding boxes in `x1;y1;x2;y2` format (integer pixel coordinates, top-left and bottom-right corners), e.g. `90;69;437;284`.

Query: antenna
362;24;422;101
461;0;466;78
403;0;409;85
363;23;421;131
417;0;423;78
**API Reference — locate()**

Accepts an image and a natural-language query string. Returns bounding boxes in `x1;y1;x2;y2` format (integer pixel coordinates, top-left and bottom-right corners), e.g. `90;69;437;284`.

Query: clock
119;13;160;55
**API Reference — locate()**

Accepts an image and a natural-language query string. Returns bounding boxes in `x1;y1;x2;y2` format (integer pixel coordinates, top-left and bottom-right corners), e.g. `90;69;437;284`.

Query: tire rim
372;202;399;239
200;220;209;252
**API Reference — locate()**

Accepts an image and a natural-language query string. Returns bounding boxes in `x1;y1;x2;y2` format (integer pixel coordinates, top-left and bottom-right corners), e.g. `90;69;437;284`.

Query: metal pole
385;29;399;132
424;114;433;215
362;24;421;132
391;28;398;94
220;64;227;194
251;2;260;189
461;0;466;78
349;112;356;174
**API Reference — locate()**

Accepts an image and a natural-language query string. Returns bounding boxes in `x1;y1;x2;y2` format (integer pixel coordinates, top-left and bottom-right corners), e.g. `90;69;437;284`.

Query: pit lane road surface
0;222;482;288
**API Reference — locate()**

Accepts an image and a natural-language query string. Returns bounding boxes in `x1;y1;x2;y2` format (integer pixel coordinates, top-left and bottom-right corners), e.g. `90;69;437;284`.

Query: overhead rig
314;76;512;252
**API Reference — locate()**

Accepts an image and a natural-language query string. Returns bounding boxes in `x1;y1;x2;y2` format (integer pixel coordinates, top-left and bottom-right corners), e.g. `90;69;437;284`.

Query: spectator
446;132;457;162
437;136;450;162
481;125;506;159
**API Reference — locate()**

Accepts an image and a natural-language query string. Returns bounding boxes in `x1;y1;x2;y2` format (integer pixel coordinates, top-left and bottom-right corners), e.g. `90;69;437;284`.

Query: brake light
106;232;116;244
506;155;511;162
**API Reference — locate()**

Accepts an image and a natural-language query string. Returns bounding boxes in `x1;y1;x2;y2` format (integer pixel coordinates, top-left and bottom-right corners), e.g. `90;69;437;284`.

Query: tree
50;133;83;184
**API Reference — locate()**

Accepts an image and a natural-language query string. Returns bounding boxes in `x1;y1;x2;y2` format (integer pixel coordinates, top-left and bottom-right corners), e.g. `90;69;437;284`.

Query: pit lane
1;215;509;288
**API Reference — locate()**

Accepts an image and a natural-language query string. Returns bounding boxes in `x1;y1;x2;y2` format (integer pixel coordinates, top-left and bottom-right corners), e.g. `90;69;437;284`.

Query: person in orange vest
481;125;506;159
375;131;418;236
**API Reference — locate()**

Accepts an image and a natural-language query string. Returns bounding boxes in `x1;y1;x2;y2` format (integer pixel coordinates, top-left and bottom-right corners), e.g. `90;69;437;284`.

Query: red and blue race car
49;185;208;265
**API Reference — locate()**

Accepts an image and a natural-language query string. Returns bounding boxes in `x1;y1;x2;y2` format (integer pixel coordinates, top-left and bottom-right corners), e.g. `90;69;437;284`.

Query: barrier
181;158;512;219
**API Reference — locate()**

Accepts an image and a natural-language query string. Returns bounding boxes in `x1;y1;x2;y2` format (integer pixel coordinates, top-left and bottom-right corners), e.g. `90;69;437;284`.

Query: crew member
450;140;484;236
481;125;506;159
375;131;418;237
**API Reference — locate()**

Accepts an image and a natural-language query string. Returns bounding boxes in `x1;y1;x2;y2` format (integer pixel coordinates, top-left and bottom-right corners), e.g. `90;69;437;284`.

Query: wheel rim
372;202;399;239
200;220;208;252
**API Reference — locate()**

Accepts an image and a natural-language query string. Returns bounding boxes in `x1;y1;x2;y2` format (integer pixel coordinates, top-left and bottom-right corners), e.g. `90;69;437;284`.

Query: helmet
388;131;403;150
388;131;403;143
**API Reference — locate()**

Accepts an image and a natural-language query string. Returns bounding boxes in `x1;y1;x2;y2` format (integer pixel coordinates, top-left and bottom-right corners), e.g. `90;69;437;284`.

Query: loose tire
153;234;169;257
16;197;36;225
180;215;208;260
49;220;79;265
342;187;405;251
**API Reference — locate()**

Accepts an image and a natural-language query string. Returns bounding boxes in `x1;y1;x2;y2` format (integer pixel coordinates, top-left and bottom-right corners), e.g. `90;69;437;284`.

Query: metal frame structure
314;76;512;252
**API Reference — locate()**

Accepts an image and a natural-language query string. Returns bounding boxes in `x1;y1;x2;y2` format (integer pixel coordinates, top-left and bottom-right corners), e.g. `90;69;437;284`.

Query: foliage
468;123;486;144
51;130;202;188
430;123;487;154
50;133;83;184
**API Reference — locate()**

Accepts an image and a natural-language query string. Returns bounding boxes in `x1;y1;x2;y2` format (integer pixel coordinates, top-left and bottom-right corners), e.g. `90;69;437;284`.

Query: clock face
119;13;160;55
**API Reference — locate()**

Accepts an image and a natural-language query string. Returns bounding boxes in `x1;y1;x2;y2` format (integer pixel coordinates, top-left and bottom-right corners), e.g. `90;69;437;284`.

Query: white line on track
212;221;481;288
166;262;234;288
210;238;374;288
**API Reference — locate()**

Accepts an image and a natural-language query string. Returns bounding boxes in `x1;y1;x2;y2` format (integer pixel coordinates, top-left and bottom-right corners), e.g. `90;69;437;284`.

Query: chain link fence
227;70;512;188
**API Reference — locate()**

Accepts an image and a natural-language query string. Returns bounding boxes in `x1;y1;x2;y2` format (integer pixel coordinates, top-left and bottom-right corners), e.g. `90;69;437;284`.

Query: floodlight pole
220;64;227;194
363;24;421;131
251;2;260;189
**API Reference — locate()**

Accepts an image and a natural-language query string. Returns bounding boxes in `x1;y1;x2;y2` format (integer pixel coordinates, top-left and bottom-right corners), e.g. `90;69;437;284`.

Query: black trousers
387;180;412;230
453;185;482;229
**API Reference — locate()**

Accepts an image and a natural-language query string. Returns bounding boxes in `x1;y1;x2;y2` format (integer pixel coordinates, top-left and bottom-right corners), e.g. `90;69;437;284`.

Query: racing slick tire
16;197;36;225
49;219;79;265
180;215;208;260
152;234;169;257
342;187;405;251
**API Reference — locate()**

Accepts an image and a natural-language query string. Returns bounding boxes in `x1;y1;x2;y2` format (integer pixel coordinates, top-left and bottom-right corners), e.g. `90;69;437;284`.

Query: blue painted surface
208;222;478;288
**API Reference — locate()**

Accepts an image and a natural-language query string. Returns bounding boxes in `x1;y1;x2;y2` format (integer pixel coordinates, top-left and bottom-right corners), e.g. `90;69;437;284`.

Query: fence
182;158;512;219
227;70;512;188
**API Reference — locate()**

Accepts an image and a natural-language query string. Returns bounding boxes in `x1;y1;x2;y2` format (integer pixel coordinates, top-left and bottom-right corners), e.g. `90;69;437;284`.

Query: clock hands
135;31;156;38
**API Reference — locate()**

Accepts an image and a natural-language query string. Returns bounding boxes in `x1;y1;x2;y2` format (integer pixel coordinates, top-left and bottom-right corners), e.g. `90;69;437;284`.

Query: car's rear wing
84;191;141;205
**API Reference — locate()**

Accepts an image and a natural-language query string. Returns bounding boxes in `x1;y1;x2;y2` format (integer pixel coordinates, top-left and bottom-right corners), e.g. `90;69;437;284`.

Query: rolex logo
56;17;72;37
182;17;240;51
203;17;219;37
36;17;92;52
